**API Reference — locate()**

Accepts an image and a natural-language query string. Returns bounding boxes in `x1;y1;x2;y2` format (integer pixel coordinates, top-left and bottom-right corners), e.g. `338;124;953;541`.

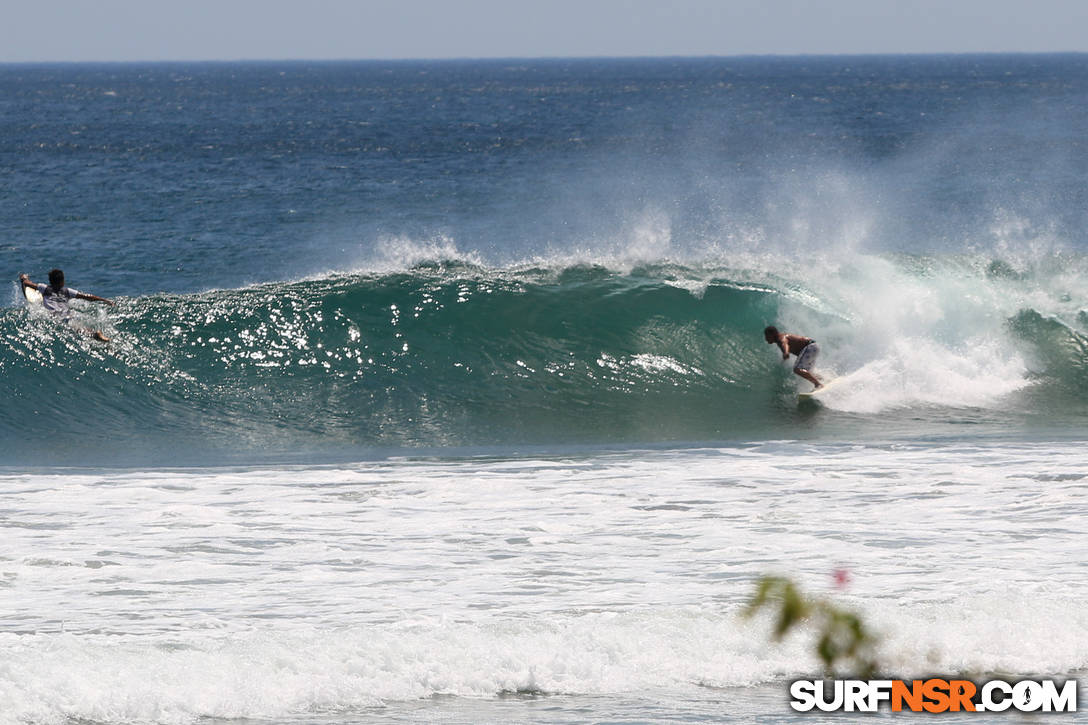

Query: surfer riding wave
764;325;822;391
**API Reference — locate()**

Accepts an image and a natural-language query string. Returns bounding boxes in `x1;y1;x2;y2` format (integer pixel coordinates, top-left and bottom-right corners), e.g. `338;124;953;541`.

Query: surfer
20;269;115;342
764;326;822;390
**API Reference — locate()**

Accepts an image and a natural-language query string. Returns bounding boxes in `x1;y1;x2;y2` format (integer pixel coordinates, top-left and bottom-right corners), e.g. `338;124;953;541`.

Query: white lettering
816;680;844;712
1041;680;1077;712
1014;680;1043;712
790;680;817;712
868;680;893;710
982;680;1012;712
845;681;868;712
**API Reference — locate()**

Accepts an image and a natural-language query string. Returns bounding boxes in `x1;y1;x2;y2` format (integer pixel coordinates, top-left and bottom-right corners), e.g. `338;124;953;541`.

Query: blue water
5;56;1088;292
2;56;1088;723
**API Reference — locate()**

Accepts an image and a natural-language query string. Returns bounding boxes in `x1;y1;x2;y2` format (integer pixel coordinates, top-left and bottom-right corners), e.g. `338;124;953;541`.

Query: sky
3;0;1088;63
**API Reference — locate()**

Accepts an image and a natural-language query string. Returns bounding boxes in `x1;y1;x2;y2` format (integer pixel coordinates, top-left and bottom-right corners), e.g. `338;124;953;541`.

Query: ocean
1;55;1087;722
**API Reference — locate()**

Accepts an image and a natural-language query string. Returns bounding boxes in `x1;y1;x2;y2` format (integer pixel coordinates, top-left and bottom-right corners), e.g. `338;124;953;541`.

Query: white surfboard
798;377;840;399
22;283;43;305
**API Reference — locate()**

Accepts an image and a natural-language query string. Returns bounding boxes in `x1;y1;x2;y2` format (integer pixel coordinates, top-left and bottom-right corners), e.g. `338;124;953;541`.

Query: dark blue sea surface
3;56;1088;464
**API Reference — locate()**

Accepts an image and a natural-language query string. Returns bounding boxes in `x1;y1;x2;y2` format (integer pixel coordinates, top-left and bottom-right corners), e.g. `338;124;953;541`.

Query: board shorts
794;342;819;372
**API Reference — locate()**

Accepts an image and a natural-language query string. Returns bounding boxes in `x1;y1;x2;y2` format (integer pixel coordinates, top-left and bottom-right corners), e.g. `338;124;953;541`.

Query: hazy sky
3;0;1088;63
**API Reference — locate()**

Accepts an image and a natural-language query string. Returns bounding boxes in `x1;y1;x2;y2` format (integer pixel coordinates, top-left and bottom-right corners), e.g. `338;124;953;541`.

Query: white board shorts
794;342;819;372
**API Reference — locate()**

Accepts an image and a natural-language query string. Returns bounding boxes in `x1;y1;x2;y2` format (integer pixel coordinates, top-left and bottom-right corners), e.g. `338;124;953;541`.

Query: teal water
4;253;1088;464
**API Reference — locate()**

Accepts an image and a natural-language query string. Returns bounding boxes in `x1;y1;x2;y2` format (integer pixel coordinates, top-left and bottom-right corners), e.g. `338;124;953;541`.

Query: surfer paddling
764;326;822;390
20;269;115;342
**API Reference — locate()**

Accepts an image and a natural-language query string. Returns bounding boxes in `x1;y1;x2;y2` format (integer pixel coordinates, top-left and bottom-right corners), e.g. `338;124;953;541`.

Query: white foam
3;443;1088;722
3;589;1088;724
816;337;1030;413
350;234;485;275
773;253;1047;412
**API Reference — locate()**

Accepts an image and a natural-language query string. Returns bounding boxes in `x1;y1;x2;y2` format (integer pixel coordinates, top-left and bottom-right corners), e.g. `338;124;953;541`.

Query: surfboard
798;377;840;399
22;283;43;305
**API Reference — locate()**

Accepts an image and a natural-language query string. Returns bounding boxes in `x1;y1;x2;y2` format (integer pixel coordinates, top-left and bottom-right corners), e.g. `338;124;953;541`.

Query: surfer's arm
18;274;35;290
75;291;115;306
776;337;790;360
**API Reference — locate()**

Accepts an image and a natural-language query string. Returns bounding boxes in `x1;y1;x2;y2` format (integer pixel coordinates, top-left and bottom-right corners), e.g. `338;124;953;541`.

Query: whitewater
2;56;1088;722
4;445;1088;723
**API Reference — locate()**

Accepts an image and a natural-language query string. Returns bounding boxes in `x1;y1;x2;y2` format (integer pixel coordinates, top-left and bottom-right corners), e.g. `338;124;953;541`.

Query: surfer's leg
62;314;110;343
793;343;821;388
72;323;111;342
794;367;822;389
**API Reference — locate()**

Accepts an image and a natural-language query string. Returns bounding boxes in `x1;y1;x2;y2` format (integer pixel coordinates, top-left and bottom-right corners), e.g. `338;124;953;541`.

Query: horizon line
1;50;1086;66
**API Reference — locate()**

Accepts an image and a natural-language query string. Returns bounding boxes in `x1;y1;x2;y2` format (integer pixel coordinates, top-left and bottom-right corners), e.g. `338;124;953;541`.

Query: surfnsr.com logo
790;679;1077;713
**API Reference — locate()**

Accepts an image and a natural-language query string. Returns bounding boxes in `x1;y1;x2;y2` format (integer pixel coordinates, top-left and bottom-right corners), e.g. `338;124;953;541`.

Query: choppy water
2;55;1088;723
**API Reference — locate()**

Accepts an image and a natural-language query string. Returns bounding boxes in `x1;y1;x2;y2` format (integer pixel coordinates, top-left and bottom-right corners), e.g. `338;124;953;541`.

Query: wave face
4;251;1087;464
